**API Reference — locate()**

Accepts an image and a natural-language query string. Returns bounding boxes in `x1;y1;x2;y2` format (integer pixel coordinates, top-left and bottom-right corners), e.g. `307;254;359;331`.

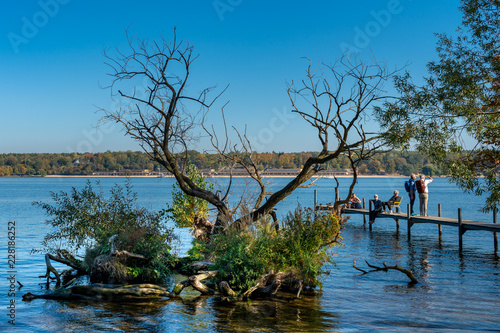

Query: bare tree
284;57;397;210
101;31;398;233
101;30;233;228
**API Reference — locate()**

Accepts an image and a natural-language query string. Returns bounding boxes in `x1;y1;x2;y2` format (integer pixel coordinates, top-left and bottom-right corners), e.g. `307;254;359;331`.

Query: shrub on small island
205;207;342;292
33;180;177;284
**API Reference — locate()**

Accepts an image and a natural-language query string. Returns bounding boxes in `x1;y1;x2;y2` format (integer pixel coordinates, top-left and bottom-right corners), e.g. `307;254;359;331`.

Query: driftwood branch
46;253;84;273
353;260;418;284
23;283;171;302
352;260;368;274
219;281;237;297
173;270;219;295
112;250;147;261
107;234;147;261
39;254;61;286
242;271;298;300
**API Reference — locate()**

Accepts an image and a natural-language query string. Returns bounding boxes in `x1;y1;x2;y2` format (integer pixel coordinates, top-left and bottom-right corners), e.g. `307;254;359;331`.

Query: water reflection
32;298;171;332
211;294;340;332
5;178;500;332
20;292;340;333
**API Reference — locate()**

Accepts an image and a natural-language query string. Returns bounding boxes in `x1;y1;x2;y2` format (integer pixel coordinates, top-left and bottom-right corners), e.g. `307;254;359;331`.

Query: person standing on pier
369;194;383;225
416;175;433;216
405;174;417;216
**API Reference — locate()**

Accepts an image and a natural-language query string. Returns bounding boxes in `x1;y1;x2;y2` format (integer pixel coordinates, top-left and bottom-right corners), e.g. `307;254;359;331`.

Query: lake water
1;176;499;332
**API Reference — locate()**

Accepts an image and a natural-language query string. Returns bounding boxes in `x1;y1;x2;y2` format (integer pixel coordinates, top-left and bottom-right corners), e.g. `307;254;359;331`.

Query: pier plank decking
341;208;500;230
315;201;499;252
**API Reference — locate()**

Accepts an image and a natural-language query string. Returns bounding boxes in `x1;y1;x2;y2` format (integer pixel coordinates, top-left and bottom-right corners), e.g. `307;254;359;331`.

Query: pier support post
438;204;443;241
494;208;498;252
362;198;366;225
314;189;317;212
407;204;412;241
458;208;463;252
395;203;400;231
369;200;373;231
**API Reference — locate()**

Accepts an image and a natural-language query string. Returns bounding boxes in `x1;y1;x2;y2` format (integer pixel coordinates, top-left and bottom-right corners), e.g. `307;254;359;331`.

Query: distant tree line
0;151;156;176
0;150;444;177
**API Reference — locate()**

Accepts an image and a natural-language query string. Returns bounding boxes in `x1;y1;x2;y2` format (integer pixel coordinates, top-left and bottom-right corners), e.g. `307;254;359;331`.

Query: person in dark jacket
407;174;417;216
382;190;402;213
369;194;383;225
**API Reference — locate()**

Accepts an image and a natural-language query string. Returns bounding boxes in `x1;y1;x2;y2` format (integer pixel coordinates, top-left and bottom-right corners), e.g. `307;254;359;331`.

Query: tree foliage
375;0;500;212
166;163;213;229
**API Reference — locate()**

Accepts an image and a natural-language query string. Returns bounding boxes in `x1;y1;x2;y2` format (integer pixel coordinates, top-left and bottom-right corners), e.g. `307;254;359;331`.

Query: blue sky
0;0;463;154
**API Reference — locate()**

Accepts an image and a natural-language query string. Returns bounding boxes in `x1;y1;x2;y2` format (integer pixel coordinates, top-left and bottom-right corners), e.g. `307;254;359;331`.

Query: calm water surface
0;177;499;332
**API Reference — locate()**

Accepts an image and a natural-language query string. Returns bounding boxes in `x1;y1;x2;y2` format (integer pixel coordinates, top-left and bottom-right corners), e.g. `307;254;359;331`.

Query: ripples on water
1;177;499;332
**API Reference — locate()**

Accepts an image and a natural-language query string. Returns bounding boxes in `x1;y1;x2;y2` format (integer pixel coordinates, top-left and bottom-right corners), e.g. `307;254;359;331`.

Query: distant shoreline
40;174;409;179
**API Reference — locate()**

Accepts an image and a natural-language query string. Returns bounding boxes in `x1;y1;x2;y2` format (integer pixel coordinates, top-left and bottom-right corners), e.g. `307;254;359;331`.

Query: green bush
209;207;342;291
34;180;177;282
164;163;213;229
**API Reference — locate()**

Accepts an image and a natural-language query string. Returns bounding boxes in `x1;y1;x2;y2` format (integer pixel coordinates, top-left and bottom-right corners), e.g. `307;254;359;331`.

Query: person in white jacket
417;175;433;216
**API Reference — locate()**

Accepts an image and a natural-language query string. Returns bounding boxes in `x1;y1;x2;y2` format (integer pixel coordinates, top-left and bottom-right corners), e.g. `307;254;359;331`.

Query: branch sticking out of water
353;260;418;284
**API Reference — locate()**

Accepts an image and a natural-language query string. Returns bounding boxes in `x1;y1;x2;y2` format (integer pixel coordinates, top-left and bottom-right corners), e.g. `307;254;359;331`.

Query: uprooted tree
29;31;402;301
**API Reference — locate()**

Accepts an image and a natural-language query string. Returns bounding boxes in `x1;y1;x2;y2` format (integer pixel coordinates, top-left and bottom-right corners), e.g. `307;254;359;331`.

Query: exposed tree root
39;254;61;286
353;260;418;284
173;271;219;295
242;271;299;300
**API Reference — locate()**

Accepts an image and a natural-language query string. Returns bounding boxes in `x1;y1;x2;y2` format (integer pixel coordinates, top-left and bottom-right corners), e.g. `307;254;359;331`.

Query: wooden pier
314;191;499;252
